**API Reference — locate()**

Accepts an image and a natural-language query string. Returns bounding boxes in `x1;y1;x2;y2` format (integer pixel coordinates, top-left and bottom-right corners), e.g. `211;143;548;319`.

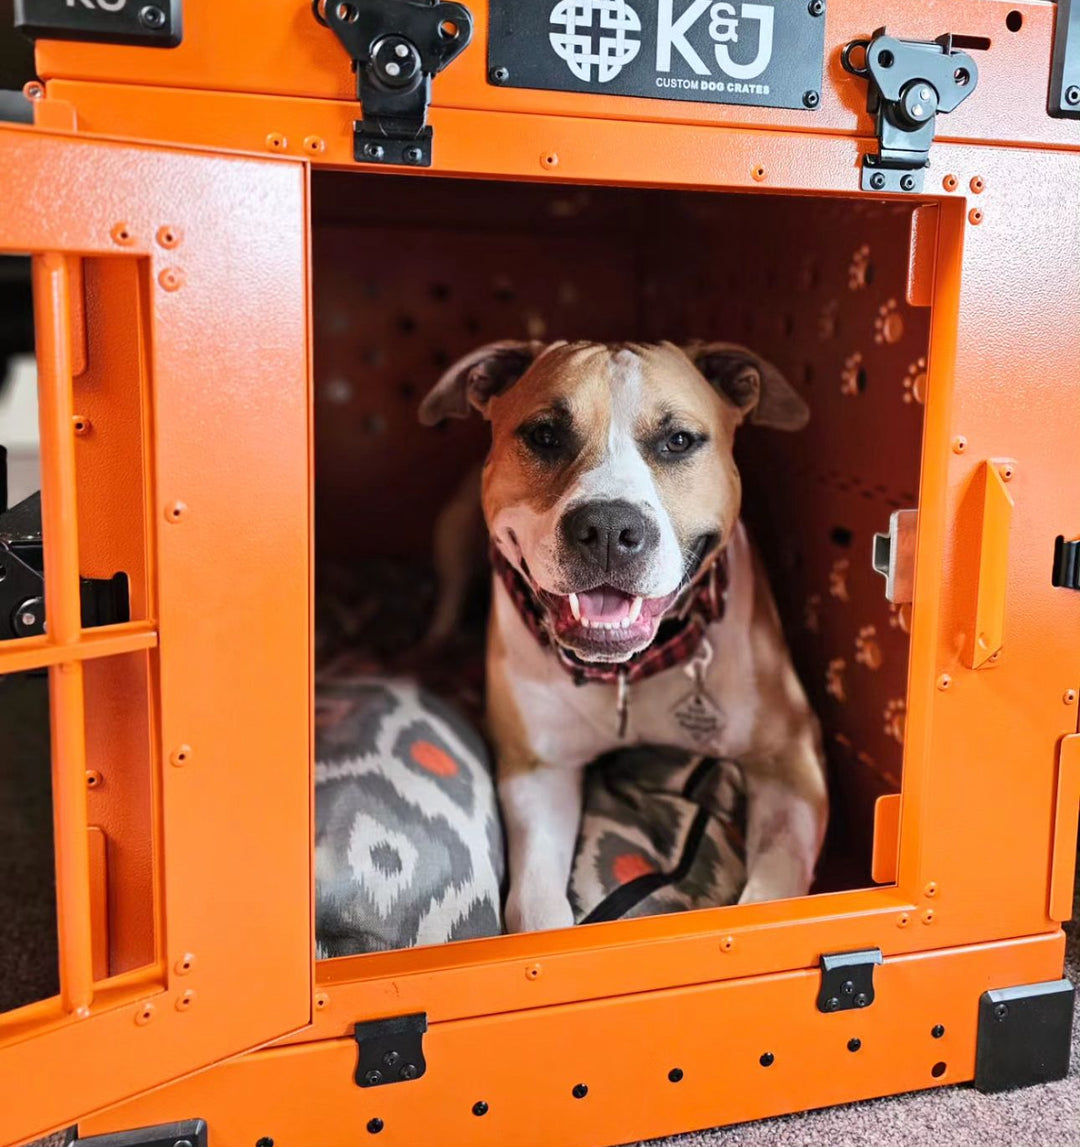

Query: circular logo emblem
548;0;642;84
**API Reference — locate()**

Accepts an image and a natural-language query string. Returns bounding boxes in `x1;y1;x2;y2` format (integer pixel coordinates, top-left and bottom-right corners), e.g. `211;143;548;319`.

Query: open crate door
0;124;312;1145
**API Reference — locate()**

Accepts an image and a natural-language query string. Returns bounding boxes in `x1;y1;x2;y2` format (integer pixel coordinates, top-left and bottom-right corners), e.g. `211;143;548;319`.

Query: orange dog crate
1;1;1079;1144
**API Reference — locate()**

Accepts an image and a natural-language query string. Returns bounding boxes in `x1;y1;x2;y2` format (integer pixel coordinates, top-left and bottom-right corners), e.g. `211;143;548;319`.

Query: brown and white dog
420;341;827;933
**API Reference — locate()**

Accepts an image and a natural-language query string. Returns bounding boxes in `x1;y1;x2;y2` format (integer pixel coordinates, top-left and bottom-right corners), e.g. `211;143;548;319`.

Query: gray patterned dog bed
316;678;747;955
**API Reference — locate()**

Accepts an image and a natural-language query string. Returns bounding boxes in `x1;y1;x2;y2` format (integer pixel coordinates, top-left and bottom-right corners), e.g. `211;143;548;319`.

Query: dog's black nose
561;500;654;573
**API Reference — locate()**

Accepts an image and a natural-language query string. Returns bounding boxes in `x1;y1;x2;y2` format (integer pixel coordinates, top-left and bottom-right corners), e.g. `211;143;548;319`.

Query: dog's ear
683;341;809;431
419;341;546;426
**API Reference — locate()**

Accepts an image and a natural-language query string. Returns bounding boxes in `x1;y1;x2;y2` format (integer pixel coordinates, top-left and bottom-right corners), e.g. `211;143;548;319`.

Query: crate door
0;125;312;1145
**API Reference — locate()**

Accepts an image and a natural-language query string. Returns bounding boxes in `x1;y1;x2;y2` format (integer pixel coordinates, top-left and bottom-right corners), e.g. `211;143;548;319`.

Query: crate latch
842;31;979;193
315;0;473;168
817;948;882;1013
354;1012;428;1087
72;1119;207;1147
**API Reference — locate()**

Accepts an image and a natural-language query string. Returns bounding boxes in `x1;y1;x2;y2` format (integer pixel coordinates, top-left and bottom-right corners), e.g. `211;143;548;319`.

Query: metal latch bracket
817;948;883;1013
354;1012;428;1087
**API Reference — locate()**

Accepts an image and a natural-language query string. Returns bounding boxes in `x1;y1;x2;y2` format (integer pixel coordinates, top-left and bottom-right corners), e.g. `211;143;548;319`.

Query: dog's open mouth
538;586;679;661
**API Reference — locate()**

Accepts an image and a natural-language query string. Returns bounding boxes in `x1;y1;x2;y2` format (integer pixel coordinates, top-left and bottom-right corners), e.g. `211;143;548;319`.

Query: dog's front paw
504;892;576;934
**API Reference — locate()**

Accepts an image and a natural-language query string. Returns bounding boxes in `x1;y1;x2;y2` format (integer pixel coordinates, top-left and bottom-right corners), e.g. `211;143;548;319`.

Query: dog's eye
664;431;696;454
526;423;561;452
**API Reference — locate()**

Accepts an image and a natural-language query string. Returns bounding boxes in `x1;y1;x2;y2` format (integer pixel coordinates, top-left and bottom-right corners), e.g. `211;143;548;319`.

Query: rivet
720;935;736;952
256;1139;275;1147
900;173;916;192
803;89;820;109
937;673;951;691
399;1063;418;1080
403;145;425;165
924;881;937;897
304;135;326;155
158;267;185;292
1000;462;1015;481
759;1052;775;1067
525;963;542;980
993;1002;1008;1021
139;5;167;31
1064;690;1076;705
752;164;767;182
922;908;935;924
111;223;136;247
170;744;192;767
86;770;102;788
968;207;983;225
668;1068;684;1082
970;175;985;194
135;1002;156;1025
383;1051;400;1069
72;415;91;435
943;173;958;191
266;132;288;151
932;1024;946;1039
165;500;187;523
366;1118;384;1134
365;1070;383;1086
176;989;196;1011
825;996;840;1011
540;152;559;170
869;171;886;190
489;65;510;83
572;1083;589;1099
314;991;329;1009
156;225;182;249
472;1101;489;1116
174;952;196;975
23;81;45;101
854;992;869;1008
952;435;967;454
897;912;910;927
847;1038;862;1052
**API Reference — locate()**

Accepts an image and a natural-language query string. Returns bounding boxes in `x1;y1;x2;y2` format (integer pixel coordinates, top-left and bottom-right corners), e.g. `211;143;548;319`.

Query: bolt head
932;1024;946;1038
870;172;886;190
808;0;824;14
139;5;167;30
1065;85;1080;106
668;1068;684;1082
403;146;424;164
841;979;855;995
854;992;869;1008
490;66;510;84
399;1063;418;1080
825;996;840;1011
364;143;385;160
472;1101;489;1116
382;1051;400;1068
364;1070;383;1086
366;1118;384;1135
994;1002;1009;1021
847;1038;862;1052
803;89;820;109
900;174;915;191
759;1052;775;1067
572;1083;589;1098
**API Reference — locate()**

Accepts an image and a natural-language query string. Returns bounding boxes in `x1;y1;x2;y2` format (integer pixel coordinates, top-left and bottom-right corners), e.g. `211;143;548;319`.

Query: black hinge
1053;535;1080;590
841;30;979;193
817;948;882;1013
315;0;473;168
15;0;183;49
974;979;1075;1092
354;1012;427;1087
0;491;130;641
73;1119;207;1147
1049;0;1080;118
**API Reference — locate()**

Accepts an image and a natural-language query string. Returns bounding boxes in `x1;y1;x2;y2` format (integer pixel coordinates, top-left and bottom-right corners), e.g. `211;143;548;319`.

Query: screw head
803;89;820;109
841;979;855;995
808;0;824;14
472;1101;489;1116
1065;85;1080;106
854;992;869;1008
364;1070;383;1086
255;1139;274;1147
668;1068;684;1082
825;996;840;1011
870;172;886;190
932;1024;946;1038
399;1063;418;1080
382;1051;400;1069
994;1002;1009;1021
759;1052;775;1067
490;66;510;84
572;1083;589;1099
900;173;915;191
403;145;424;164
363;142;385;161
847;1038;862;1052
139;5;167;30
366;1118;384;1135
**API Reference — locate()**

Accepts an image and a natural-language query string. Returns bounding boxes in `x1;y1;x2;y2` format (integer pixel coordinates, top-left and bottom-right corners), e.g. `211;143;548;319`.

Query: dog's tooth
621;617;631;628
628;596;644;624
581;616;591;629
568;593;581;621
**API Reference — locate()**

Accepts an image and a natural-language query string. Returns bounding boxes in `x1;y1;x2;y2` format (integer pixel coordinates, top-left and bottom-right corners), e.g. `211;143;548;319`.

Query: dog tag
672;687;725;745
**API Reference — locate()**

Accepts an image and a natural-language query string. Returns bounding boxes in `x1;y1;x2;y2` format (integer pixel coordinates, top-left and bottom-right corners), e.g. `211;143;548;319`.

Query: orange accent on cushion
612;852;655;885
411;740;459;777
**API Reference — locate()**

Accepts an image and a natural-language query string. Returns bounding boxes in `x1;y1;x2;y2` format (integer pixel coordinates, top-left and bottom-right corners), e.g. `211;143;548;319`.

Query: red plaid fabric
492;546;728;687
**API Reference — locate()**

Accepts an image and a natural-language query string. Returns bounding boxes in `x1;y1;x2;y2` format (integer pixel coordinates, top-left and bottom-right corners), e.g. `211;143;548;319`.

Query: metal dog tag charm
672;687;724;744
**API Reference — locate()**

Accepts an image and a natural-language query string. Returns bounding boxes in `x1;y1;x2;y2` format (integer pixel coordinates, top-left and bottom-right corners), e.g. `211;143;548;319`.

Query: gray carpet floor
5;673;1078;1146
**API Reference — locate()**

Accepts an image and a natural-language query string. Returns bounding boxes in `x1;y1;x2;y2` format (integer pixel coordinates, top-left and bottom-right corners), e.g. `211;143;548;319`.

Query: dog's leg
424;464;485;647
738;735;828;905
500;763;583;933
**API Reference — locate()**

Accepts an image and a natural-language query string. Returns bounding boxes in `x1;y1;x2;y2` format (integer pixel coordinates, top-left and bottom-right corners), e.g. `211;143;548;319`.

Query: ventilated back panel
312;176;928;884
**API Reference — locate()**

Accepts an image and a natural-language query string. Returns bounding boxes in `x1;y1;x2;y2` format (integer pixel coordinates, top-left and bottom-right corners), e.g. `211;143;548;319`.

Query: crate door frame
0;124;313;1147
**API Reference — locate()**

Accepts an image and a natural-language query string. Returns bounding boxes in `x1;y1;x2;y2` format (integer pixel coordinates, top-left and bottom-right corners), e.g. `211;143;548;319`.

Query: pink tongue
578;587;633;623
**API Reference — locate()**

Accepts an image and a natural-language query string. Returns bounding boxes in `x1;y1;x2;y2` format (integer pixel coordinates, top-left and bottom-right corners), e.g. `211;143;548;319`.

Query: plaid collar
492;545;728;687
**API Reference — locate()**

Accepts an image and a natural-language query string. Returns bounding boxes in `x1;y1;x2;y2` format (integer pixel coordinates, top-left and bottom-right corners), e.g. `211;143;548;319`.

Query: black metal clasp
817;948;882;1013
1052;535;1080;590
315;0;473;167
354;1012;427;1087
842;30;979;192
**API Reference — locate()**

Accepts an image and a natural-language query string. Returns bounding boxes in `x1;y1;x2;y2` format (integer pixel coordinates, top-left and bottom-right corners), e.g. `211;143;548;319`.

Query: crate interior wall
1;0;1079;1145
312;173;926;883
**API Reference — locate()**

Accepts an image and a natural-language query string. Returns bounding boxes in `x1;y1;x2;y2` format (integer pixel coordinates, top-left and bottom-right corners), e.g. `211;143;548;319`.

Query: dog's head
420;340;807;664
